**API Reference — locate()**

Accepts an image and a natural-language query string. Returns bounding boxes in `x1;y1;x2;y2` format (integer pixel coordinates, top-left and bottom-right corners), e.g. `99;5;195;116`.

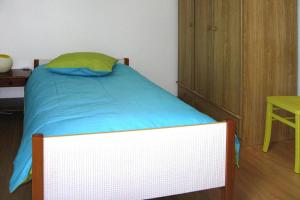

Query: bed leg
223;120;235;200
32;134;44;200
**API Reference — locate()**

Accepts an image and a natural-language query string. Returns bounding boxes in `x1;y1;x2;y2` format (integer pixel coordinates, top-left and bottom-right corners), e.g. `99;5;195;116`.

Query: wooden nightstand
0;69;32;112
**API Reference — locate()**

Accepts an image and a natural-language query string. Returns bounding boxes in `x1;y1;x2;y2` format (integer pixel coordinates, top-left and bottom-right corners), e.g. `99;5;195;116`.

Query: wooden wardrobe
178;0;297;145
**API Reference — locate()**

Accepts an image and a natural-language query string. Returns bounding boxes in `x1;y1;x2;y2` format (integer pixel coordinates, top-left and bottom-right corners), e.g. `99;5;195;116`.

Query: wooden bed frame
31;58;235;200
33;57;130;68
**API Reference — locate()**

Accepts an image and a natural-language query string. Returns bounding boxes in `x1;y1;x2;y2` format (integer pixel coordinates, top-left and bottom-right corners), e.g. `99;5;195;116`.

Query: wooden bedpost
33;59;39;68
32;134;44;200
34;58;130;67
124;58;129;66
224;120;235;200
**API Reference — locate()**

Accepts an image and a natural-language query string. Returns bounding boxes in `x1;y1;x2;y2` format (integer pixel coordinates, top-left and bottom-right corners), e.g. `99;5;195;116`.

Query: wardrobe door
212;0;241;115
194;0;212;99
242;0;297;144
178;0;195;90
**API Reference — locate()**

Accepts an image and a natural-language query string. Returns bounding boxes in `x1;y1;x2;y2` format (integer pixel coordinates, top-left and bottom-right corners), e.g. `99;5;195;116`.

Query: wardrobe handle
189;22;194;28
207;25;212;31
212;26;218;32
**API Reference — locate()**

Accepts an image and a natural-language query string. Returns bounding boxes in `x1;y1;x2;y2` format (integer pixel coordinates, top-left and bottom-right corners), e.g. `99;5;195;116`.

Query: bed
10;58;235;200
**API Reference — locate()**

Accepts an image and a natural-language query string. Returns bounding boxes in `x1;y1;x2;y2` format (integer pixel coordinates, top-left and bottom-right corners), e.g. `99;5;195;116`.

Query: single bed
10;58;235;200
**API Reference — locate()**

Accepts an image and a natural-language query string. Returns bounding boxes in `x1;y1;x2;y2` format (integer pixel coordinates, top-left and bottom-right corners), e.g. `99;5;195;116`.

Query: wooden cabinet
178;0;297;145
194;0;211;100
0;69;32;112
178;0;195;90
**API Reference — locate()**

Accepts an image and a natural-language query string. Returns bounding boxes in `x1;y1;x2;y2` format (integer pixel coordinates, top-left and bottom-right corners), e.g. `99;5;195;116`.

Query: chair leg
263;102;273;152
295;115;300;173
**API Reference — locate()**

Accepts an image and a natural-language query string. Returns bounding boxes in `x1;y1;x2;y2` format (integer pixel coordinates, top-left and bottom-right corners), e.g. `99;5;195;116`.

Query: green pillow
45;52;118;76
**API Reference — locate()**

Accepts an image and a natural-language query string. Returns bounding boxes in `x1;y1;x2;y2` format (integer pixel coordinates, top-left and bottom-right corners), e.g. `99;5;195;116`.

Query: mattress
9;63;215;192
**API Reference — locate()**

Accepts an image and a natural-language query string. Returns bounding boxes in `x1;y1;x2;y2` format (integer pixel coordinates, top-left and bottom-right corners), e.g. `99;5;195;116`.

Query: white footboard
32;121;235;200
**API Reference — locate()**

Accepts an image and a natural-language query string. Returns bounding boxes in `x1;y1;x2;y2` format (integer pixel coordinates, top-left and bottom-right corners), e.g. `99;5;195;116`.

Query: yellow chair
263;96;300;173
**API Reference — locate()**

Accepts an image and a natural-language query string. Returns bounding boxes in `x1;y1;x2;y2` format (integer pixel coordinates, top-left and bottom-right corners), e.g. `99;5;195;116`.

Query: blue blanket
9;63;215;192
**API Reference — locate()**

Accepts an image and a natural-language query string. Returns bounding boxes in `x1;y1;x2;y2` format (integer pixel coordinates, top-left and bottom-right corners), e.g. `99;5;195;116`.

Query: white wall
0;0;178;97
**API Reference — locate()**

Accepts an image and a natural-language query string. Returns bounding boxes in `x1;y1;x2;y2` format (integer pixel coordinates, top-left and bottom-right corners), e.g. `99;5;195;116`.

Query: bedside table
0;69;32;112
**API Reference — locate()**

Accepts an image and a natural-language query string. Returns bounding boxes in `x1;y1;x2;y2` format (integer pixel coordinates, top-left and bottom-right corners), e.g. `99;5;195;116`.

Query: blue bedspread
9;63;215;192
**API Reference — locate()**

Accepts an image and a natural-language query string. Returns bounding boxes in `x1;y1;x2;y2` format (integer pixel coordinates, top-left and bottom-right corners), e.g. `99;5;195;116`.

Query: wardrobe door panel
179;0;195;90
242;0;297;144
212;0;241;115
194;0;212;98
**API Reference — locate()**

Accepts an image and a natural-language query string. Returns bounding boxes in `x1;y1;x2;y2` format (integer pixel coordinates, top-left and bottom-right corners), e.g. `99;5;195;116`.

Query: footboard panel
34;122;229;200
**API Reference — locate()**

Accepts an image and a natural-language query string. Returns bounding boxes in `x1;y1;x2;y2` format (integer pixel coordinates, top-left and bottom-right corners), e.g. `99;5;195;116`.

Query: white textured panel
43;122;227;200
